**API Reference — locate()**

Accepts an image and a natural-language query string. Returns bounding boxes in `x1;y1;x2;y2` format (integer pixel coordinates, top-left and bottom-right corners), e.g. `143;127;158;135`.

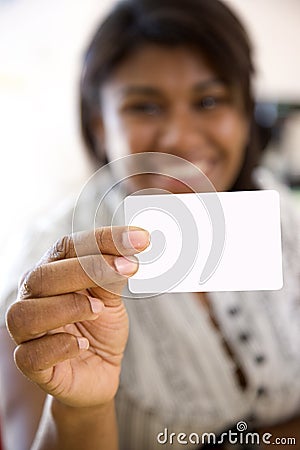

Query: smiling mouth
130;156;221;193
160;158;219;180
143;158;219;193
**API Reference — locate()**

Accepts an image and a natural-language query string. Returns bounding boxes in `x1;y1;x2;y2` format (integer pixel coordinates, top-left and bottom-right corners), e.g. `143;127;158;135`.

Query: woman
1;0;300;449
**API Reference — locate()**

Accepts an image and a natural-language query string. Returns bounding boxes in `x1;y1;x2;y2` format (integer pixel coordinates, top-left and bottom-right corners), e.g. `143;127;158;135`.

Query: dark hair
80;0;261;190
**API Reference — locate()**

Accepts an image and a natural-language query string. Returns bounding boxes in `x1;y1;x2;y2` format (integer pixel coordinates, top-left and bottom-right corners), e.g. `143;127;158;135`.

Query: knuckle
51;234;74;260
87;255;105;283
19;266;42;299
69;292;88;317
58;333;76;357
14;344;38;373
97;228;107;253
18;269;31;291
6;302;23;342
6;301;37;344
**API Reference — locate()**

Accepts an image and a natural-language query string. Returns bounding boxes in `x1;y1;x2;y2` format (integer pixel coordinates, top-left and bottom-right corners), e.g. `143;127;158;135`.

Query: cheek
207;111;249;191
104;118;159;159
211;111;249;169
215;111;248;149
123;120;160;155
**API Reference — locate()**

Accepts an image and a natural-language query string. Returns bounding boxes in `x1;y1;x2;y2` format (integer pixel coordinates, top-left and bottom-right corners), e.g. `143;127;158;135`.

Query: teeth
162;163;206;178
159;159;216;180
158;165;191;178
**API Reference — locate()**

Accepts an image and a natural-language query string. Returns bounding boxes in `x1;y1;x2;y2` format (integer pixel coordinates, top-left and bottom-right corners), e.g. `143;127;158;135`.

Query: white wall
0;0;115;272
0;0;299;281
225;0;300;101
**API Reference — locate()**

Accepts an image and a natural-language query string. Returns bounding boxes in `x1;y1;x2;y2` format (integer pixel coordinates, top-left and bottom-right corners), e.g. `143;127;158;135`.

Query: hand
6;226;150;408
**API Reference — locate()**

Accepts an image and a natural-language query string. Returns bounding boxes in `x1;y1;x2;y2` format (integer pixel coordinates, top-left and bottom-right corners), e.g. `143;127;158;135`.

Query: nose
157;107;208;157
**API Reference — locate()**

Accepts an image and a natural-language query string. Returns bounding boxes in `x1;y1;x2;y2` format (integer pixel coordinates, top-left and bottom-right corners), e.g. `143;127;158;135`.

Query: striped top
1;167;300;450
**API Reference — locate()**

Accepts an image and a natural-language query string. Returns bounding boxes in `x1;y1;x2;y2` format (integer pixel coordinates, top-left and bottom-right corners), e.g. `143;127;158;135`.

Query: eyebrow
193;77;225;92
118;77;225;97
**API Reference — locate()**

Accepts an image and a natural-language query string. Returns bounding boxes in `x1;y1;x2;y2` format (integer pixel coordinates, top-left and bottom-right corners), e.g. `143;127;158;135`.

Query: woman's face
96;44;249;192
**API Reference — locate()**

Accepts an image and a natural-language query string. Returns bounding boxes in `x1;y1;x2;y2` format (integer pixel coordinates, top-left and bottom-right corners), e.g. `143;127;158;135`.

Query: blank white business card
124;190;283;293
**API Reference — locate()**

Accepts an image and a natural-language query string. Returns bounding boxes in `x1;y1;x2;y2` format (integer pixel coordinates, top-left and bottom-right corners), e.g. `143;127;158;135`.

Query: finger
19;254;138;299
14;333;89;384
43;226;150;264
6;293;105;344
87;279;129;307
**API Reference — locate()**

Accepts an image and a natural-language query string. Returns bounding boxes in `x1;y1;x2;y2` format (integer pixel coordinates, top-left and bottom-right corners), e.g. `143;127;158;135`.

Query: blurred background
0;0;300;276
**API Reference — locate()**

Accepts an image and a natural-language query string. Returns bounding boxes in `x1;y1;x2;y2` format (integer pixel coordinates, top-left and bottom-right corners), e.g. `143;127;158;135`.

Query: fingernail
77;337;89;350
88;296;104;314
122;230;150;250
114;256;138;275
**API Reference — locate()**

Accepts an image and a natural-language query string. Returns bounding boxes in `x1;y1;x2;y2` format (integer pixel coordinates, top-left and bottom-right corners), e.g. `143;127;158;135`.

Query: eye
201;96;217;109
195;95;228;111
125;102;162;116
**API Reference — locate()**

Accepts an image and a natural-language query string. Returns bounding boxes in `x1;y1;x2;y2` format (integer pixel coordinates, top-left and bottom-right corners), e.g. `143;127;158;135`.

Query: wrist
51;396;115;426
39;396;118;450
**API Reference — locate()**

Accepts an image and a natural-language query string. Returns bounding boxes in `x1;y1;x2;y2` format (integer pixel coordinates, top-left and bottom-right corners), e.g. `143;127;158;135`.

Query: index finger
44;226;150;263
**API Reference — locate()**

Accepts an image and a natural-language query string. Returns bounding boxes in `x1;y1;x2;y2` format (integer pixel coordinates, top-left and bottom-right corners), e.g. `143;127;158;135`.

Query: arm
32;397;118;450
